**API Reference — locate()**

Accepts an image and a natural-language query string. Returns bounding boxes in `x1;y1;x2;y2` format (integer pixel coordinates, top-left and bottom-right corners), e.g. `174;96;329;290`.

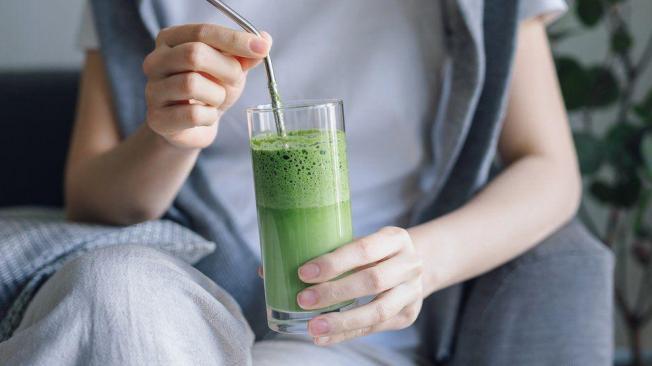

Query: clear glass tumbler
247;99;354;333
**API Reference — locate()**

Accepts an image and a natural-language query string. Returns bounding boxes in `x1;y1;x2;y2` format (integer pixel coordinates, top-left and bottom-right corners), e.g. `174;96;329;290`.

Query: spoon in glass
204;0;286;136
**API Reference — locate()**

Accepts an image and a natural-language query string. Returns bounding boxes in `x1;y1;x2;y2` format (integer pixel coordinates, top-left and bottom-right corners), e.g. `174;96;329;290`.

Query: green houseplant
549;0;652;365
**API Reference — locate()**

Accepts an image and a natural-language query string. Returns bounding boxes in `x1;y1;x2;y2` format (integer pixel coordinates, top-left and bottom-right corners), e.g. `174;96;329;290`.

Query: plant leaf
634;89;652;124
555;56;590;110
616;178;642;208
641;133;652;175
589;180;612;205
604;122;643;176
589;180;613;205
611;26;633;55
589;177;641;208
574;132;604;175
548;28;578;43
577;0;605;27
585;66;620;108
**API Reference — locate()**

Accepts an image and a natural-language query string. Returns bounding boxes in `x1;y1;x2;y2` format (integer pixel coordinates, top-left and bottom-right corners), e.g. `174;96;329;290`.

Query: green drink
248;100;353;333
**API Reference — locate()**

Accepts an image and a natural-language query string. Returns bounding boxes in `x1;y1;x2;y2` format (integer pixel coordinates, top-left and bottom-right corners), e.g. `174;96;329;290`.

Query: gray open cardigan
89;0;519;359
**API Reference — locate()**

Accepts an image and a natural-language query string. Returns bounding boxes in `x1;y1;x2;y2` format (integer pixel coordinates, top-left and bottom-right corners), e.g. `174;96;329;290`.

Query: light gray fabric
0;207;215;342
447;220;614;365
0;245;416;366
0;221;613;365
0;246;255;366
414;220;614;366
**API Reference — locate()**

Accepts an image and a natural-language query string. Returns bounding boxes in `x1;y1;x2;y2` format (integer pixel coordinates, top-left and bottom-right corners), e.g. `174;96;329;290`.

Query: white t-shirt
80;0;566;350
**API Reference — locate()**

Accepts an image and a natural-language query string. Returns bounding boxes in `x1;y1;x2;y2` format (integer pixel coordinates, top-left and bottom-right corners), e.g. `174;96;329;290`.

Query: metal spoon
204;0;286;136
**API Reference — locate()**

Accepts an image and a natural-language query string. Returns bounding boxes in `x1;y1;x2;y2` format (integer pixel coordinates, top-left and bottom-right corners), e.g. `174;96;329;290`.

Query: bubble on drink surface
250;129;350;209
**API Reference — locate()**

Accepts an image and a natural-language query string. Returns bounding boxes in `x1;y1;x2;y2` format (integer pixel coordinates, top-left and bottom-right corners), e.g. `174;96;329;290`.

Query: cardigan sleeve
520;0;568;24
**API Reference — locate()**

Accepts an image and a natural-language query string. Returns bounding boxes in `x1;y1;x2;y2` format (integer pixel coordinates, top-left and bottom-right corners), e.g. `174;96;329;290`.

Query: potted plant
549;0;652;365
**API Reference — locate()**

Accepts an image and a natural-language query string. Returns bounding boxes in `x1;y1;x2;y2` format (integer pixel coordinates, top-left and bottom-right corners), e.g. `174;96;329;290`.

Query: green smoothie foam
251;129;350;209
251;129;352;312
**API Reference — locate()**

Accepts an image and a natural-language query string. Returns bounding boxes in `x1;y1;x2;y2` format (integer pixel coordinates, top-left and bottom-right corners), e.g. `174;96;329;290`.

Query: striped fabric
0;207;215;341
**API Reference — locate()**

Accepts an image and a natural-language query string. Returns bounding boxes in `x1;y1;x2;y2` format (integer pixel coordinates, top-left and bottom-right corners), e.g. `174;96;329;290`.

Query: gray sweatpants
0;221;613;365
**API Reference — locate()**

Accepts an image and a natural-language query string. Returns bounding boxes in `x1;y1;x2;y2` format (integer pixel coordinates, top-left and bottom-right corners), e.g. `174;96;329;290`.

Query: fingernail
297;289;318;307
299;263;320;280
311;319;331;336
249;38;268;54
315;336;330;345
260;31;273;42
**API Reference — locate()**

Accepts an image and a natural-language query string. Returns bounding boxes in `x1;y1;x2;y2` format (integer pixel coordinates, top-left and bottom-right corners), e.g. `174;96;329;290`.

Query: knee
19;246;254;363
60;245;180;301
57;245;252;337
57;245;241;323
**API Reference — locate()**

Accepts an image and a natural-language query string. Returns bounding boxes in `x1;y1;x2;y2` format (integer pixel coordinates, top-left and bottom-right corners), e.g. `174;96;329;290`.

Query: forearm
65;124;199;225
409;154;581;296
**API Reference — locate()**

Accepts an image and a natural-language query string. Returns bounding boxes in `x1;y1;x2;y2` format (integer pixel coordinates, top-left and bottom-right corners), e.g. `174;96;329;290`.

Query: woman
0;0;613;365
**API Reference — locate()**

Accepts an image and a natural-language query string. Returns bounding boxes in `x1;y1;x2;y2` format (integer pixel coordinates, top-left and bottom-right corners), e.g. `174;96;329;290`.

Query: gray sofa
0;71;79;208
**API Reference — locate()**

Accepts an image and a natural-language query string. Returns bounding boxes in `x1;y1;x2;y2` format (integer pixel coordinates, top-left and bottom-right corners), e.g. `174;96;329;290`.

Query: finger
314;301;422;346
148;104;220;135
257;266;264;279
147;72;227;108
239;32;273;71
239;57;263;71
299;227;410;284
260;31;273;45
307;278;420;338
156;24;270;58
145;42;244;85
297;253;421;309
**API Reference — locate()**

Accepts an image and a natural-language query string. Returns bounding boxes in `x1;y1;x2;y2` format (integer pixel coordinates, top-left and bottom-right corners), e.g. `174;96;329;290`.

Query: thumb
239;31;273;71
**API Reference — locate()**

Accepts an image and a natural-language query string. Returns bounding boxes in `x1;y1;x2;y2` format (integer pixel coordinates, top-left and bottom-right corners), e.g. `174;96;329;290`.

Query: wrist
408;220;457;296
141;123;202;155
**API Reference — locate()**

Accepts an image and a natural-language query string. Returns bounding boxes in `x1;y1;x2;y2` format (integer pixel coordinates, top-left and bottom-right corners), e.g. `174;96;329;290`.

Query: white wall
0;0;87;70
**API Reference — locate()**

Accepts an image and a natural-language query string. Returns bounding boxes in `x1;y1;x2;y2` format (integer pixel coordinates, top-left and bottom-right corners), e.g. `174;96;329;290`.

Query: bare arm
410;17;581;294
65;26;271;225
65;51;200;224
291;18;582;345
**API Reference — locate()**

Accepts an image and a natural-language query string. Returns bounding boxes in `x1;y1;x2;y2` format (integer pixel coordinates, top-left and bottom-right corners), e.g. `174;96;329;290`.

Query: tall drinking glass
247;100;353;333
